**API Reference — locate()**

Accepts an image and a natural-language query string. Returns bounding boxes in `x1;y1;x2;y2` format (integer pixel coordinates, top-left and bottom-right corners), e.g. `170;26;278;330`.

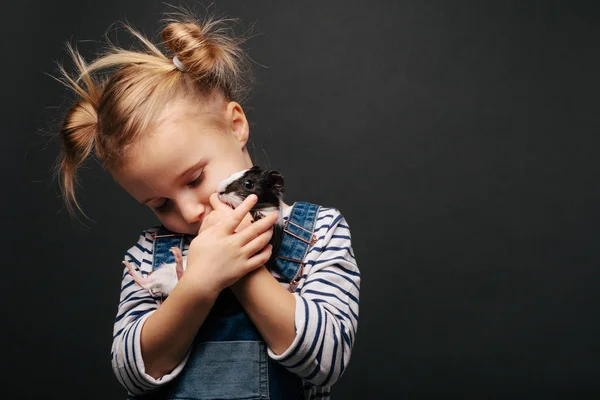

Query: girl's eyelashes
151;171;204;213
153;200;170;213
188;171;204;187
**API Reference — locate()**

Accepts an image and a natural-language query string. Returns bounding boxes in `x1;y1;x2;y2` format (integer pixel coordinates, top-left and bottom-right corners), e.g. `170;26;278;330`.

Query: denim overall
131;201;321;400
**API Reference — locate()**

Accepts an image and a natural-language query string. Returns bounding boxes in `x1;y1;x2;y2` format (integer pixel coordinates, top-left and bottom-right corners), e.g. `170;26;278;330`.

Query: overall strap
151;226;186;271
274;201;321;292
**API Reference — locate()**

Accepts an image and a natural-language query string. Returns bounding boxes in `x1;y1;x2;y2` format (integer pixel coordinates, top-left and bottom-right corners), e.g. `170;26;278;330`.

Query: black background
2;0;600;398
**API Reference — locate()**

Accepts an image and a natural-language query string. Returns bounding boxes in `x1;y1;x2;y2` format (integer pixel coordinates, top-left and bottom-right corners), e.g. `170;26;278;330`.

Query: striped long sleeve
268;207;360;392
110;229;191;396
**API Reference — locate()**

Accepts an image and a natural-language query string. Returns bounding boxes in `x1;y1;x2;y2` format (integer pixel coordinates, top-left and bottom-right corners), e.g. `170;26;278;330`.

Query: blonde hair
50;6;255;218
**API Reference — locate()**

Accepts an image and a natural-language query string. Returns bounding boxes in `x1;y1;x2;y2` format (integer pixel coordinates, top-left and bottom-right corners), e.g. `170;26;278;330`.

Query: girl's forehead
137;101;227;154
132;122;219;171
118;94;232;176
155;96;227;132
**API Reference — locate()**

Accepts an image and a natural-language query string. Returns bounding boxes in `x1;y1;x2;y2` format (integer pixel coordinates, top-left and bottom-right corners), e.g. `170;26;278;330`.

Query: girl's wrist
231;265;268;295
176;271;221;304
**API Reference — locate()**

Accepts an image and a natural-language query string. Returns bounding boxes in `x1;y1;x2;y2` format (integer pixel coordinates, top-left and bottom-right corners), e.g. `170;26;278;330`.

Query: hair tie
173;56;187;72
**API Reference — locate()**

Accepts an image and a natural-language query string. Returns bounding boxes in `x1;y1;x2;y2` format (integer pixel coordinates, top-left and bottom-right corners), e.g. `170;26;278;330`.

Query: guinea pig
123;166;285;299
217;165;285;228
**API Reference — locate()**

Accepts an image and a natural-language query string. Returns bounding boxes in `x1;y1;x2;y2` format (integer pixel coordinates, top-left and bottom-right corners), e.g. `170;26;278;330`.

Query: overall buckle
282;220;318;245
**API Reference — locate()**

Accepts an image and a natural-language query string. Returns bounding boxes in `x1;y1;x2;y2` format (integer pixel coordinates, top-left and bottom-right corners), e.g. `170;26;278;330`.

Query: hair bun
161;18;251;100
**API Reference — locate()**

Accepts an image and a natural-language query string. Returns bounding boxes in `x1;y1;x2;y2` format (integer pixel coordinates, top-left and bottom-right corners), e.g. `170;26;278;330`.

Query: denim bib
131;201;320;400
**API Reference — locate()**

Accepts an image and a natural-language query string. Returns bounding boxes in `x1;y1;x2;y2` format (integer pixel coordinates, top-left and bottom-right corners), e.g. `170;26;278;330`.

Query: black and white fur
124;166;286;297
217;166;285;229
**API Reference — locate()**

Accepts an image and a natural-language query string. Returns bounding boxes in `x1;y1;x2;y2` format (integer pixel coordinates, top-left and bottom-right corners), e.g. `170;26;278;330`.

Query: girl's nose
179;201;205;225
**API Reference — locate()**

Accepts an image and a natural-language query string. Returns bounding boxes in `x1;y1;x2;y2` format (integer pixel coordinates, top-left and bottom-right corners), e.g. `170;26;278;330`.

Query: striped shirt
111;204;360;399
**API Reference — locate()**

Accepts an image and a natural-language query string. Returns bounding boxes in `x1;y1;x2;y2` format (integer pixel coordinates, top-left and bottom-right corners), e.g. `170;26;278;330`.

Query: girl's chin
161;223;199;236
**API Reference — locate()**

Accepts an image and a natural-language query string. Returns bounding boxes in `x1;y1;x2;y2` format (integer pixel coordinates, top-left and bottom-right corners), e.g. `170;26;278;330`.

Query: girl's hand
199;193;254;234
183;194;278;298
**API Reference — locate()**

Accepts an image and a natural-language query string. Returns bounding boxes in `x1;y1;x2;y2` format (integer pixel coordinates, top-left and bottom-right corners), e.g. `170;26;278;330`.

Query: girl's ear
226;101;249;147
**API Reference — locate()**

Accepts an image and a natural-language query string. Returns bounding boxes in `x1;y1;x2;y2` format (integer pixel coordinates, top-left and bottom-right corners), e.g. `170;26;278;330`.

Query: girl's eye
189;172;204;187
151;172;203;214
153;200;170;213
244;180;254;189
150;201;168;213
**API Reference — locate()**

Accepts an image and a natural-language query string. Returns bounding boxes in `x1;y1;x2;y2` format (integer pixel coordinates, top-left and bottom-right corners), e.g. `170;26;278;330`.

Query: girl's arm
231;266;297;354
138;272;218;378
231;208;360;387
111;231;218;396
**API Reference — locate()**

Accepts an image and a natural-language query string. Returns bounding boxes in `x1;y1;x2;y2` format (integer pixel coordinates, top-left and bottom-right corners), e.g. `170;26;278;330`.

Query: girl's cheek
164;222;185;234
202;178;219;197
156;214;179;232
200;189;223;211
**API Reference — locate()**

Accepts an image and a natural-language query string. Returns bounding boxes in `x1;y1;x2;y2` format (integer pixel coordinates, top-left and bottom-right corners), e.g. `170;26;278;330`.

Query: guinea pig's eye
243;180;254;189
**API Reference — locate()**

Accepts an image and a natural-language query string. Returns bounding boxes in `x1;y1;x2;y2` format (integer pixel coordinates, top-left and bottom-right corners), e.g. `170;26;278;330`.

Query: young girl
53;9;360;400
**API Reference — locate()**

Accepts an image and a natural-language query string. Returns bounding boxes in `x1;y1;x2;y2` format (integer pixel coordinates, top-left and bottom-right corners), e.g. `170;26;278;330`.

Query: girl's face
113;95;253;235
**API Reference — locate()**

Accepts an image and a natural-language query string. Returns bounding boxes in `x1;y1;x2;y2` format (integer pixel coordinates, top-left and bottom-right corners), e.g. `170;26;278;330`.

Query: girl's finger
243;227;274;256
221;194;258;232
235;211;278;244
245;244;273;272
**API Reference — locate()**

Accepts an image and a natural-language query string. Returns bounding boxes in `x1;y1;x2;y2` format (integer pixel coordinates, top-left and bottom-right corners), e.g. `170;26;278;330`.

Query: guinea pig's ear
270;171;284;191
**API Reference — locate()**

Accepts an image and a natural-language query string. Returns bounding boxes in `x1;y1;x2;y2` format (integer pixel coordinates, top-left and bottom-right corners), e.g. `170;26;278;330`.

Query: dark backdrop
2;0;599;398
